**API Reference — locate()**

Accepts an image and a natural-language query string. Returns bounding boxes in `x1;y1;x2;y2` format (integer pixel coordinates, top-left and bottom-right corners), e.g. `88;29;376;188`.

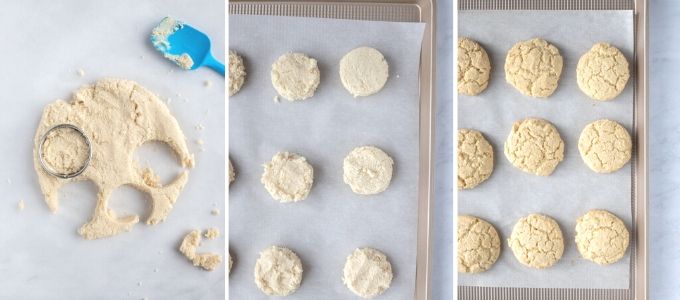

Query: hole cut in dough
134;141;185;187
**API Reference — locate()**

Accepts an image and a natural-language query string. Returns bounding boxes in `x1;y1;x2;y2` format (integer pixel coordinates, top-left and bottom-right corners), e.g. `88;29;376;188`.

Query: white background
0;1;225;299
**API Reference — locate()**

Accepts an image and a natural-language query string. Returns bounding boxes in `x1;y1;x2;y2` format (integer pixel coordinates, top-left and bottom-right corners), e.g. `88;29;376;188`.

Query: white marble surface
0;1;225;299
649;0;680;299
431;0;454;299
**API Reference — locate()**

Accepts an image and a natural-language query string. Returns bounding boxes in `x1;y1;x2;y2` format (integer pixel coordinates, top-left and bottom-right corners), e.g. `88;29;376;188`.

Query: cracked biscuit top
458;129;494;189
575;209;630;265
578;119;632;173
508;213;564;269
505;38;563;98
458;38;491;96
504;118;564;176
577;43;630;101
458;215;501;273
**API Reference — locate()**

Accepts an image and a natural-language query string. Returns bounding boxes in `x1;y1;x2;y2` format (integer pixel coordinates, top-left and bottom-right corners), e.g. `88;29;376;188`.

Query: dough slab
33;78;194;240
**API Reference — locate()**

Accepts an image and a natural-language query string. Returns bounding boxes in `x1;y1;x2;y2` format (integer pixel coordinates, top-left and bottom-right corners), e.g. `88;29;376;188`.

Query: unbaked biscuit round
505;38;563;98
271;52;320;101
458;37;491;96
254;246;303;296
261;151;314;202
342;248;393;299
508;213;564;269
575;209;629;265
339;47;389;97
504;118;564;176
343;146;394;195
228;50;246;96
577;43;630;101
578;119;632;173
458;215;501;273
458;129;494;189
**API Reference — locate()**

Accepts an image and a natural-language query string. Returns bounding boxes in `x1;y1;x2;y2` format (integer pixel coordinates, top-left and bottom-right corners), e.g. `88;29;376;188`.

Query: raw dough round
575;209;630;265
505;38;563;98
343;146;394;195
458;129;494;189
228;159;236;184
458;37;491;96
508;213;564;269
577;43;630;101
271;52;320;101
261;151;314;202
254;246;303;296
504;118;564;176
229;50;246;96
578;119;632;173
342;248;393;299
339;47;389;97
458;215;501;273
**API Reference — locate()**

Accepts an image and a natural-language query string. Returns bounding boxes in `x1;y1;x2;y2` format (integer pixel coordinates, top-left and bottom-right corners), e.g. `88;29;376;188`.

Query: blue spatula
150;17;224;76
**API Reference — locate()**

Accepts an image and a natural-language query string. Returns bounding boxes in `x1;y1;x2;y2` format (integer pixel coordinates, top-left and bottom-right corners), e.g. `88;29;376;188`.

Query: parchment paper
458;11;634;289
229;15;425;299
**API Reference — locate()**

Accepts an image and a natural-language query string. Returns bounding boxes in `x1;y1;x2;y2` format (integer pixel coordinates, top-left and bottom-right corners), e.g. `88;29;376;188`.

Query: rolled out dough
33;78;195;240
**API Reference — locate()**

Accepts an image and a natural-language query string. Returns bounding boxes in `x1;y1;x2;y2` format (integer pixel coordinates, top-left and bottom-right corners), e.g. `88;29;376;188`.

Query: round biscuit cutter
38;124;92;179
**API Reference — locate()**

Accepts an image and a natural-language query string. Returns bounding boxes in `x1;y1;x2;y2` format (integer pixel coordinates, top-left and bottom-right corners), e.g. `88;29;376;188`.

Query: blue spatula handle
203;54;225;76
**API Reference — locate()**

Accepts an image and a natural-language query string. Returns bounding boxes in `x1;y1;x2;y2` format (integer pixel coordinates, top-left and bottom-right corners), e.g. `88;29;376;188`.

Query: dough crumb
179;230;222;271
273;95;280;103
195;139;204;145
210;208;220;216
195;124;205;131
76;68;85;77
203;80;212;87
204;227;219;239
137;281;142;286
141;168;161;188
18;199;25;211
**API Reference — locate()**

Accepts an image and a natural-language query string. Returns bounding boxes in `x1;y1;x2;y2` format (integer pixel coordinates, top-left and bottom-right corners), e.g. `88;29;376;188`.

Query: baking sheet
458;11;634;289
229;15;425;299
0;1;225;299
